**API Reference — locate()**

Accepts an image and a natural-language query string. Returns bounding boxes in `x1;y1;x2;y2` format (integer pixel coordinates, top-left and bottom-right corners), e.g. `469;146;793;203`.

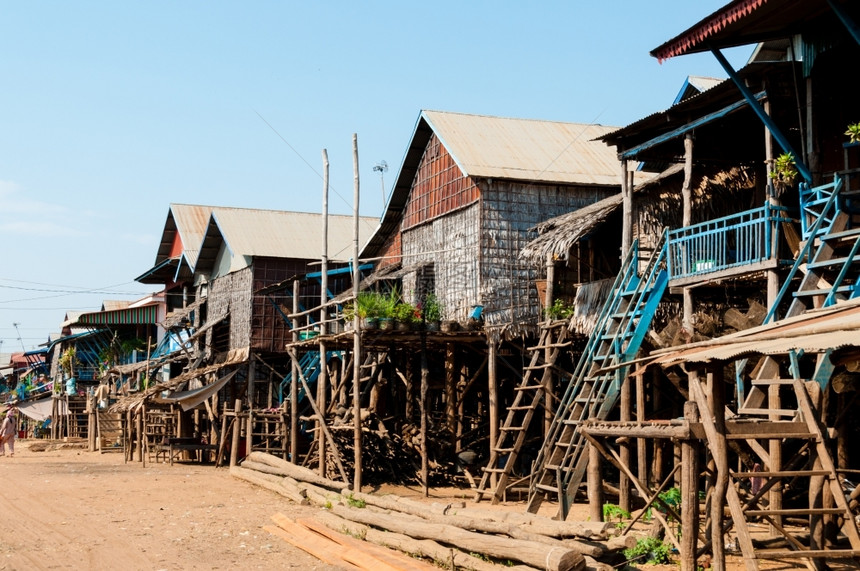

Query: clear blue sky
0;1;751;352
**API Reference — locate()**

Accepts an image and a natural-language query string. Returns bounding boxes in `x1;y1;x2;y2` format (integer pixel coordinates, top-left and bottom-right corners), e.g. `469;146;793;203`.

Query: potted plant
355;291;382;329
393;301;418;331
422;294;442;331
845;122;860;144
769;152;797;194
378;288;400;331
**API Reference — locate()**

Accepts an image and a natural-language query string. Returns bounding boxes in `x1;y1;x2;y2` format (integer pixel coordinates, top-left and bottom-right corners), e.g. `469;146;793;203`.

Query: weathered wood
588;442;603;522
266;513;366;570
298;517;437;571
229;399;242;467
681;401;700;571
247;451;350;491
229;466;308;505
330;504;585;571
444;506;612;540
314;511;536;571
352;134;363;492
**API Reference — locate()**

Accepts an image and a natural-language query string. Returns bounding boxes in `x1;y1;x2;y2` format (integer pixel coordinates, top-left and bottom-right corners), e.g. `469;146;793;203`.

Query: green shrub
624;536;672;565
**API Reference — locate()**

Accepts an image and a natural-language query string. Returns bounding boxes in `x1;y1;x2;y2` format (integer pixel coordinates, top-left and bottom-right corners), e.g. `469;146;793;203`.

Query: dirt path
0;441;343;570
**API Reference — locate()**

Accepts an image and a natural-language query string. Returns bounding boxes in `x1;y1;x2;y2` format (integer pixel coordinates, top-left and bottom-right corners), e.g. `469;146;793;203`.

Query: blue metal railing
667;202;791;281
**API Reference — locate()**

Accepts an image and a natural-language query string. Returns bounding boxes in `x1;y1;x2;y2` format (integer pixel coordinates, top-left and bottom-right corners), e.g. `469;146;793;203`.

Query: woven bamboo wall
481;181;616;326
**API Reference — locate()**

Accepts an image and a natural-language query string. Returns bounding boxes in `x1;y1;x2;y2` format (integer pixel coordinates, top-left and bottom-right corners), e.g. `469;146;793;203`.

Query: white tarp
17;396;65;422
155;369;238;411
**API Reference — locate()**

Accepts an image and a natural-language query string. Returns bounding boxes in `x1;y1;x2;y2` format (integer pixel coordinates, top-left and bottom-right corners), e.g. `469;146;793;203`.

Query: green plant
846;122;860;143
355;291;383;319
342;302;356;322
379;287;400;319
393;301;418;323
422;294;442;322
602;503;631;523
544;298;574;320
624;536;673;565
768;152;797;186
345;493;366;508
59;347;80;378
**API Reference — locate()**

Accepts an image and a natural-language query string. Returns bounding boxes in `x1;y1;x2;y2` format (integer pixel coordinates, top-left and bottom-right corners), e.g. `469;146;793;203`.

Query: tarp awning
18;396;65;422
155;369;239;411
77;304;160;326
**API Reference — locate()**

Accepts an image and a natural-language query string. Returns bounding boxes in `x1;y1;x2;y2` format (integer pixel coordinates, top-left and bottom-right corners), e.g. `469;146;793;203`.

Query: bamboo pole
620;159;631;258
351;133;362;492
290;279;299;463
319;148;329;478
487;330;498;490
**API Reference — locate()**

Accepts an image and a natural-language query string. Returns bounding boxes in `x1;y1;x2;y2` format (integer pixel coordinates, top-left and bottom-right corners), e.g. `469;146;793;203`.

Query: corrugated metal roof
651;298;860;367
167;204;213;269
197;207;378;275
422;110;622;186
649;0;842;63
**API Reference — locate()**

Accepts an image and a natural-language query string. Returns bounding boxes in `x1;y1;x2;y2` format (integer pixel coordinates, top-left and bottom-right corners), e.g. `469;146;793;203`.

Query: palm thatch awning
520;194;622;263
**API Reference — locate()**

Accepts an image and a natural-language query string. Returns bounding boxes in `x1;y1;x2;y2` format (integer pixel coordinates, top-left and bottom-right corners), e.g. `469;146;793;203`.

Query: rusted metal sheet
422;110;622;186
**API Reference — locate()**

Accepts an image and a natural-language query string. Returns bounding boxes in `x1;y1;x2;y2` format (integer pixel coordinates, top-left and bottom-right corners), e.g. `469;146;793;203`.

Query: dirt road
0;441;343;570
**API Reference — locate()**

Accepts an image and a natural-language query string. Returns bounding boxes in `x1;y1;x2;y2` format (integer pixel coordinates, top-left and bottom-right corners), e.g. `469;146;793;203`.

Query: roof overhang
651;0;852;63
135;257;180;285
76;304;160;326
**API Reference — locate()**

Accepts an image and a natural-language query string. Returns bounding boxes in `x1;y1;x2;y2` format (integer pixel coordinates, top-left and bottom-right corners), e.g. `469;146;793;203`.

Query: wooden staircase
473;320;571;503
526;235;669;519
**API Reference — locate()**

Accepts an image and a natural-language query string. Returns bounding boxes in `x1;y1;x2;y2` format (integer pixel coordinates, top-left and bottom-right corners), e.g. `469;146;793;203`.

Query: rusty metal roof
196;207;378;275
423;110;621;186
650;0;847;63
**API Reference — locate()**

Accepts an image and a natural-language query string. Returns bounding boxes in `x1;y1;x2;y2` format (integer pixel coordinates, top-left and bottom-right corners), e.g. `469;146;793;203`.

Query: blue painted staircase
278;351;338;405
526;234;669;519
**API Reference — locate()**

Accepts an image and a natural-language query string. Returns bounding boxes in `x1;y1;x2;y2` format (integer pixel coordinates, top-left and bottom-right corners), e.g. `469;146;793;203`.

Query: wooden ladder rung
737;407;798;416
756;549;860;559
732;469;830;478
745;508;845;516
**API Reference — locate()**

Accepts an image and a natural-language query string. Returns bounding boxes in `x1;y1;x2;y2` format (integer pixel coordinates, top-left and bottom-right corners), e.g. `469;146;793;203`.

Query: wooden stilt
487;331;499;490
290;279;300;464
681;401;700;571
588;442;603;522
230;399;243;468
619;374;631;512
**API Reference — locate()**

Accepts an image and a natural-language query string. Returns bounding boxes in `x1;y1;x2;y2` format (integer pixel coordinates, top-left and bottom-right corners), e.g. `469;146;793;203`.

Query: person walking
0;409;18;457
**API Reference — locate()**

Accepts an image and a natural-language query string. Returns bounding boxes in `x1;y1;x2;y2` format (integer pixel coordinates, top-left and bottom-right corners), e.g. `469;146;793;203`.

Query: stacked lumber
235;452;640;571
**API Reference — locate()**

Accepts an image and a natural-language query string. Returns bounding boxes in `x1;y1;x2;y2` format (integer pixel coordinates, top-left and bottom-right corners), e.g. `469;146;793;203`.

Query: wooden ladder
474;321;570;503
526;235;669;519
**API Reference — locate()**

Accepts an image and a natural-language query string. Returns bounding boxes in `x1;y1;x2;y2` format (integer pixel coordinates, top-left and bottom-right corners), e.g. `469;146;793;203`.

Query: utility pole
12;323;26;351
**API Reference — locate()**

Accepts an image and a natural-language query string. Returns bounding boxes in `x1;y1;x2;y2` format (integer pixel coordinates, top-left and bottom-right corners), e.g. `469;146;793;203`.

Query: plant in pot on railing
769;152;797;196
421;294;443;331
845;122;860;144
378;288;400;331
393;301;418;331
355;291;383;330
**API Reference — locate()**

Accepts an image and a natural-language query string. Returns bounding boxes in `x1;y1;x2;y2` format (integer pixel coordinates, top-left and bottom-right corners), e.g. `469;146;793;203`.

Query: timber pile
235;451;640;571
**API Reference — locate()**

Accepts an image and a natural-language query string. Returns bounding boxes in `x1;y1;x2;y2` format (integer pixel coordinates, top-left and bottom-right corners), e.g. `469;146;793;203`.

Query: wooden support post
681;401;700;571
620;159;632;259
709;369;727;571
230;399;243;468
88;394;96;452
351;133;362;493
319;149;329;478
247;358;255;459
588;442;603;522
807;381;826;571
682;133;694;333
619;372;631;512
636;371;647;487
445;343;456;450
136;407;144;464
767;383;782;535
420;334;429;498
290;279;300;463
487;330;499;491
